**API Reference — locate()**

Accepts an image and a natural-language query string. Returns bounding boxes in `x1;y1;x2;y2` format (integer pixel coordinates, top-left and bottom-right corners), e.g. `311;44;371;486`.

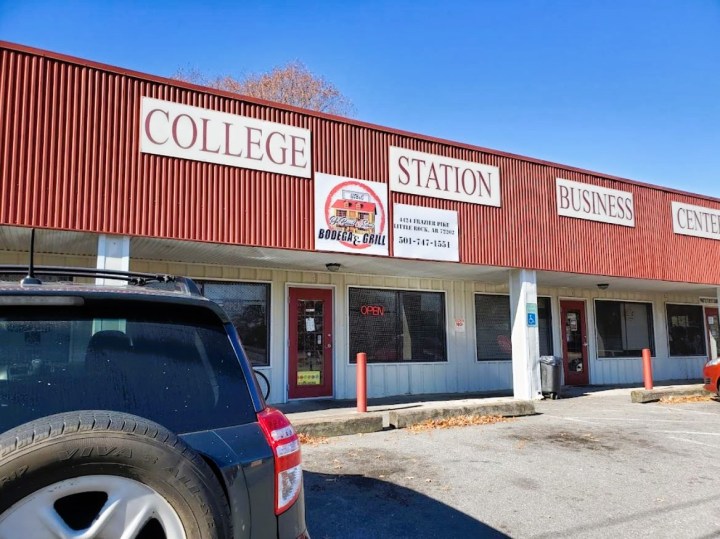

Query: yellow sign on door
297;371;321;385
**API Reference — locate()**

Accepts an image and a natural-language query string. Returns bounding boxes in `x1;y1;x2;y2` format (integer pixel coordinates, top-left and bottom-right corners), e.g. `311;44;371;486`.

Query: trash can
539;355;562;399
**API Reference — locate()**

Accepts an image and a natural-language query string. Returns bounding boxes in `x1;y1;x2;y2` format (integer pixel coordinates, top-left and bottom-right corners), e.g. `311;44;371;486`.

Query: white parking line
543;416;601;425
545;415;690;424
660;407;720;417
667;436;720;449
650;430;720;437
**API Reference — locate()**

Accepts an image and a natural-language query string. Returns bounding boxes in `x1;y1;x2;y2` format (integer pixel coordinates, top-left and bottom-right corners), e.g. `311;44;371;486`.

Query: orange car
703;359;720;396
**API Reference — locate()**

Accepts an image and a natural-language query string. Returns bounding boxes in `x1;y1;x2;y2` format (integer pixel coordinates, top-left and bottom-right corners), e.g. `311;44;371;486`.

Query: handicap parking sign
527;312;537;327
526;302;538;327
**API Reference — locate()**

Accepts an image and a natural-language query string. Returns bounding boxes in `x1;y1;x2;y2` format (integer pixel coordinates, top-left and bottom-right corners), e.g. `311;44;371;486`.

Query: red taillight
257;407;303;515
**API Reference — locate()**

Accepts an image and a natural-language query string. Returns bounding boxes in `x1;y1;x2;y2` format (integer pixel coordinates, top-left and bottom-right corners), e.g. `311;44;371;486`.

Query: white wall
2;250;706;403
576;289;708;385
130;260;713;401
338;274;515;400
0;251;95;268
130;260;517;402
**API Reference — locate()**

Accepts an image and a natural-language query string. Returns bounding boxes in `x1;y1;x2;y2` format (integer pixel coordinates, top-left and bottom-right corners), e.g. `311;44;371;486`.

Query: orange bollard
642;348;653;390
356;352;367;413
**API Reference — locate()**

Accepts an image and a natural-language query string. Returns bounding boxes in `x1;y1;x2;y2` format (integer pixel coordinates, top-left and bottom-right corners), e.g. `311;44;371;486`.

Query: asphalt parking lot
302;388;720;539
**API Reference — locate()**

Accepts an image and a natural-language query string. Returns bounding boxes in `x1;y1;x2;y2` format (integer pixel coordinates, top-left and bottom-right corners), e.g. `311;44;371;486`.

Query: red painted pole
642;348;653;390
357;352;367;413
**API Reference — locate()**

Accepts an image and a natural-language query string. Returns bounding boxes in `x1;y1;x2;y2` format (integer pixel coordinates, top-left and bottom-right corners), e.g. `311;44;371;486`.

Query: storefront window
595;300;655;357
538;298;553;357
200;282;270;366
475;295;553;361
666;304;706;356
349;288;446;363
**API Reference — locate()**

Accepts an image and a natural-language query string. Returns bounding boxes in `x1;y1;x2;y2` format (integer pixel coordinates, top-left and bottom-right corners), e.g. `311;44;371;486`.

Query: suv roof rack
0;265;202;296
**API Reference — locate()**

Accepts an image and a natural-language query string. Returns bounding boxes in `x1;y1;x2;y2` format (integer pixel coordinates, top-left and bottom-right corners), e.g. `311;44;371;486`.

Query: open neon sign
360;305;385;316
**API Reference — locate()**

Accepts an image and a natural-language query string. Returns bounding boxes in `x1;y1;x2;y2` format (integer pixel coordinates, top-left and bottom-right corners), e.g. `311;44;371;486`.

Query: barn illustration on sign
330;190;377;235
319;179;387;250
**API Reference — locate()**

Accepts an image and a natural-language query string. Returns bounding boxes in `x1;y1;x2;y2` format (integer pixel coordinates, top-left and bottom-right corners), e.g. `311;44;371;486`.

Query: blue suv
0;266;309;539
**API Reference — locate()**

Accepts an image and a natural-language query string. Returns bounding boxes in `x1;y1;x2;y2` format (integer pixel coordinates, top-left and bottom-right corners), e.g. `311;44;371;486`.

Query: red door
288;288;333;399
706;307;719;363
561;300;589;385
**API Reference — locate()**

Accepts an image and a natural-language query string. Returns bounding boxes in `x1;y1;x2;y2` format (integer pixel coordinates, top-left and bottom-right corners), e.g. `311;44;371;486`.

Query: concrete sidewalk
280;391;535;437
629;382;712;403
280;380;710;438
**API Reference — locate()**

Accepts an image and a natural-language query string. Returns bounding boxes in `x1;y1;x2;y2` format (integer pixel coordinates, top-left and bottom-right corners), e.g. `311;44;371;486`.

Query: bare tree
173;61;354;117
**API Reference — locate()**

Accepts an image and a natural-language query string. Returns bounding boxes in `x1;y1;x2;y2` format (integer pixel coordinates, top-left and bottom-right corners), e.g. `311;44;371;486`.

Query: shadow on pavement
304;470;510;539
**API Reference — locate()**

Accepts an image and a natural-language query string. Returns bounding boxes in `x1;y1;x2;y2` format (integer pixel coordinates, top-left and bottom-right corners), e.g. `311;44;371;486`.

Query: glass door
706;307;719;363
561;300;589;385
288;288;333;399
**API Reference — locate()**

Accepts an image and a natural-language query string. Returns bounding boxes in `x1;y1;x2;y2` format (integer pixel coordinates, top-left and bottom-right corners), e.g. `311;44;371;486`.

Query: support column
509;269;543;400
717;287;720;308
96;235;130;285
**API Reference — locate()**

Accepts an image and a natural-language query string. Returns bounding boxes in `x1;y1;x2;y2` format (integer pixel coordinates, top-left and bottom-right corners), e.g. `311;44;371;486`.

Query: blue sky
1;1;718;196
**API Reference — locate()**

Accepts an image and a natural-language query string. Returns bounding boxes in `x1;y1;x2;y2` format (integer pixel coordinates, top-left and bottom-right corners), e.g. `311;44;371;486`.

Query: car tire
0;411;232;538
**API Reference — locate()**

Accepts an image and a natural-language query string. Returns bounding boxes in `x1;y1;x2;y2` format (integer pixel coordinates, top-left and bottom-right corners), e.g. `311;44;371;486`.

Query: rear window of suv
0;298;257;434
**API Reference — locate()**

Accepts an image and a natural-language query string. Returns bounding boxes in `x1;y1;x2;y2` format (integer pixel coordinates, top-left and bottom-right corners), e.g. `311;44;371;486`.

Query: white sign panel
556;178;635;227
140;97;312;178
314;173;389;256
393;203;459;261
389;147;501;206
672;201;720;241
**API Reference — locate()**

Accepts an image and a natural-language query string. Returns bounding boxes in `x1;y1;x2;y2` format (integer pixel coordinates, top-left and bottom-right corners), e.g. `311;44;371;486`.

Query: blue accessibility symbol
527;313;537;327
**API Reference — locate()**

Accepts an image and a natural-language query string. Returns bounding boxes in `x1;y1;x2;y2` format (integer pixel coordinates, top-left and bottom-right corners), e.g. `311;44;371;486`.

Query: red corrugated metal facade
1;41;719;284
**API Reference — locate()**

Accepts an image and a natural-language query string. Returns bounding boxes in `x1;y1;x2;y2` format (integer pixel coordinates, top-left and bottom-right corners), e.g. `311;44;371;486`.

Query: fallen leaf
298;433;329;445
408;414;513;432
659;395;715;404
